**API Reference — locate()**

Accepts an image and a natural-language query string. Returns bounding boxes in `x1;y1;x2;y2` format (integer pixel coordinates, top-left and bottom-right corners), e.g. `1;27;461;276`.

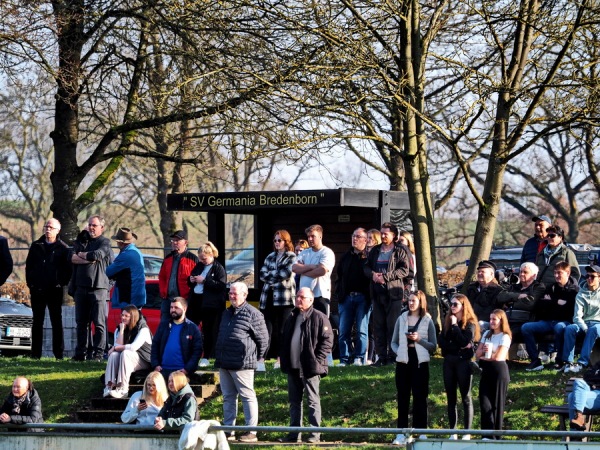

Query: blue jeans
521;320;568;361
563;321;600;365
569;378;600;419
338;293;369;364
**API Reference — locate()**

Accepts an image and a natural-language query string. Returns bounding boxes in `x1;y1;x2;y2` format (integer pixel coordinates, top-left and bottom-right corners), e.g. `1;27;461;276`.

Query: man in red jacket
158;230;199;322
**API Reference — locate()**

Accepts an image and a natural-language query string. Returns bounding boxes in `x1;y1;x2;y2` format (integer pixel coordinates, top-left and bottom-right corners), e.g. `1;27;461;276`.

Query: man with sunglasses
562;265;600;373
535;225;580;286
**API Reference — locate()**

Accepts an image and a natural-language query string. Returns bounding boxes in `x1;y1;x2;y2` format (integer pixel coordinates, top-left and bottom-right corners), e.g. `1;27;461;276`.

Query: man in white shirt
292;224;336;316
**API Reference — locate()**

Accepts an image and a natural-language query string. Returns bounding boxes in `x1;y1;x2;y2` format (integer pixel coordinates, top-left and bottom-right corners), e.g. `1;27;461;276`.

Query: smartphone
139;399;146;405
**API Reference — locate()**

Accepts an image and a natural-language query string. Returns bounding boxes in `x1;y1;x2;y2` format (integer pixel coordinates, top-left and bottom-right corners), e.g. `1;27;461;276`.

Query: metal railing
2;423;599;441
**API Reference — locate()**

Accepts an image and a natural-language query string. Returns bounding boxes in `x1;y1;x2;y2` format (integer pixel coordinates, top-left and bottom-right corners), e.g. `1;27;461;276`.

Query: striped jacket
259;251;296;309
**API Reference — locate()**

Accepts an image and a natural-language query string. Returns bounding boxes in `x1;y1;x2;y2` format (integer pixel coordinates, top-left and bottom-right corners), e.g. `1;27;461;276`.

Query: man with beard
151;296;203;382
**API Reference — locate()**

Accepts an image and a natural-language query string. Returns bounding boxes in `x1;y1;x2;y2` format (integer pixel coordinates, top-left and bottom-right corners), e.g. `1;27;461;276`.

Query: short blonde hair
198;241;219;258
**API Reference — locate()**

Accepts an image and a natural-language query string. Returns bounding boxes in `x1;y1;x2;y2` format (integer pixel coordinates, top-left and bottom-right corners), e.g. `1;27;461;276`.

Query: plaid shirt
259;251;297;309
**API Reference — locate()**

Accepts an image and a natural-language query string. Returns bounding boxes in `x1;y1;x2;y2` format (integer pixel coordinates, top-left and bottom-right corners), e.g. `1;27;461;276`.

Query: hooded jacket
573;284;600;331
157;384;198;429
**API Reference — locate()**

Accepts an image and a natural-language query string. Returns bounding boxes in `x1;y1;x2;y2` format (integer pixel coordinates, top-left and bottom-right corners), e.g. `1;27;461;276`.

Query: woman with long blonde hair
439;294;480;440
121;371;168;425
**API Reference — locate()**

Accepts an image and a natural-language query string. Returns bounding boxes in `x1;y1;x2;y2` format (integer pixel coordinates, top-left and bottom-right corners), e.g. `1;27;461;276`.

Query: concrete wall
0;433;179;450
42;305;77;358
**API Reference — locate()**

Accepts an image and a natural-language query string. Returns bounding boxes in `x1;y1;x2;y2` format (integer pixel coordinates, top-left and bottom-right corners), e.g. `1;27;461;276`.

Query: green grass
0;355;571;445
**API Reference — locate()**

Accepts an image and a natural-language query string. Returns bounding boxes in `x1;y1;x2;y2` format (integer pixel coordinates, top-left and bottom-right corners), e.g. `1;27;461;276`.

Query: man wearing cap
535;225;580;286
561;265;600;373
70;215;114;361
106;227;146;309
521;215;551;264
466;260;504;330
158;230;199;321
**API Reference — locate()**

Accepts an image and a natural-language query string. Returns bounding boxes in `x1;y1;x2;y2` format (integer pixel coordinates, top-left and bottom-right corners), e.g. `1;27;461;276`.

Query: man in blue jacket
106;227;146;309
151;296;203;382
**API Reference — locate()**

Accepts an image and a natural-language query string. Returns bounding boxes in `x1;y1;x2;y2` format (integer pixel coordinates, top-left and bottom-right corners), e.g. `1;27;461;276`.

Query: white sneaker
256;361;266;372
449;434;458;440
337;362;347;367
110;386;128;399
199;358;210;367
462;434;471;440
103;386;111;398
392;434;406;445
353;358;363;366
273;361;280;369
570;363;584;373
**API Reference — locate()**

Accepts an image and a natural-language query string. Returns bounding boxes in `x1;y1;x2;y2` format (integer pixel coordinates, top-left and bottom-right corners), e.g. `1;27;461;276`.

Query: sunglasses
586;274;599;279
450;302;461;307
547;233;559;239
273;239;283;243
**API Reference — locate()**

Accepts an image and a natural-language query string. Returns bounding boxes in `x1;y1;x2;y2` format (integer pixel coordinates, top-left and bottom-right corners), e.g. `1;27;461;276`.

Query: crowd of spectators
1;211;599;441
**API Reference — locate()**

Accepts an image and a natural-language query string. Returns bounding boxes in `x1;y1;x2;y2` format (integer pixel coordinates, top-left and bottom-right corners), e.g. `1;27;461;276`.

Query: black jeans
261;299;293;359
74;287;107;359
373;295;403;361
31;287;64;359
443;354;474;429
395;347;429;428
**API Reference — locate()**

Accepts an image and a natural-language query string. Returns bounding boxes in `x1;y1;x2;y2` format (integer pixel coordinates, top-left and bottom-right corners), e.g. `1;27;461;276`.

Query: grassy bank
0;355;571;444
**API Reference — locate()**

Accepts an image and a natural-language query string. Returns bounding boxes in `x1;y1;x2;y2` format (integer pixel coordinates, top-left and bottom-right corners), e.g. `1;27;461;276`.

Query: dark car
0;296;33;355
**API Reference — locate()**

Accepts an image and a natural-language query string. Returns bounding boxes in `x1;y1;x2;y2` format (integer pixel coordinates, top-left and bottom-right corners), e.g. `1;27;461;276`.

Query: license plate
7;327;31;338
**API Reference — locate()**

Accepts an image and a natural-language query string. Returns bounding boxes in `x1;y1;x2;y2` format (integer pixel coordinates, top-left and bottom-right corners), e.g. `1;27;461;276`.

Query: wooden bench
540;378;599;442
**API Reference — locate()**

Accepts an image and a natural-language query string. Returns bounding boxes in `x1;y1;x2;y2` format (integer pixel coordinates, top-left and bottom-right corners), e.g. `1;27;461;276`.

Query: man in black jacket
280;287;333;444
522;261;579;371
25;218;72;359
214;282;268;443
